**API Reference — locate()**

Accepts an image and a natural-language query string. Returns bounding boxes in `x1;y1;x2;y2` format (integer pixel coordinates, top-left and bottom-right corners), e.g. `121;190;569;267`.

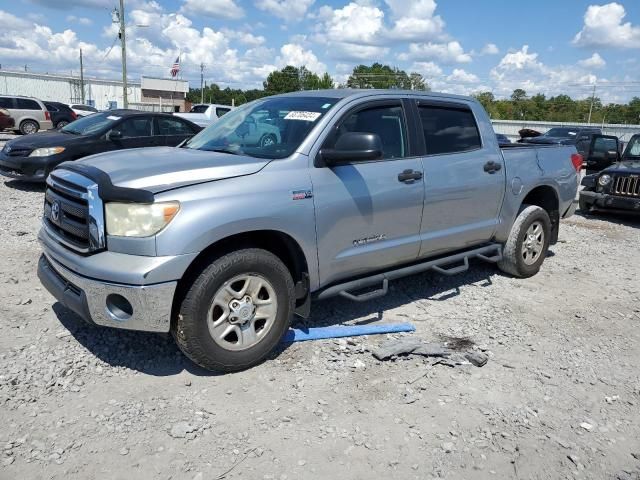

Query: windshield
61;112;119;135
623;136;640;157
184;96;337;159
544;128;578;138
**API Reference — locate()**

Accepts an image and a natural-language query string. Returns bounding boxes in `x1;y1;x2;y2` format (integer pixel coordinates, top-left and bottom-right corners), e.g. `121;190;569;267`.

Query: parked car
521;126;601;146
44;101;78;129
496;133;511;145
579;133;640;214
37;90;580;373
0;110;201;182
69;104;99;117
0;95;53;134
0;108;15;131
174;103;233;128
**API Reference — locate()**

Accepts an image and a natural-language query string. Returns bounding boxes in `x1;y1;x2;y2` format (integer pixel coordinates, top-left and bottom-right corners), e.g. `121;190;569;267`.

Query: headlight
598;174;611;186
29;147;66;157
105;201;180;237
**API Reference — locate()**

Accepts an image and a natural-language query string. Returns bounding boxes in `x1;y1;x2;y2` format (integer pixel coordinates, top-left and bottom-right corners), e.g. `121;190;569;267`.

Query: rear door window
216;108;231;117
156;117;195;135
418;104;481;155
16;98;41;110
118;117;152;138
327;104;408;159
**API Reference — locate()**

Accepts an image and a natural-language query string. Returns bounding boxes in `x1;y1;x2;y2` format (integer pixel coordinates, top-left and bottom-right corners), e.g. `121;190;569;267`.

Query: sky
1;0;640;103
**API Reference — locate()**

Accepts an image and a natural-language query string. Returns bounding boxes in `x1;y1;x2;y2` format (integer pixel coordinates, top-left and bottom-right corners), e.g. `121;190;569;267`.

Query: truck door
414;100;505;257
311;100;425;286
585;134;619;174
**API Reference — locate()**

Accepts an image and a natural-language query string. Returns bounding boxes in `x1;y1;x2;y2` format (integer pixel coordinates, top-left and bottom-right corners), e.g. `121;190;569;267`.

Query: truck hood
70;146;270;192
603;159;640;173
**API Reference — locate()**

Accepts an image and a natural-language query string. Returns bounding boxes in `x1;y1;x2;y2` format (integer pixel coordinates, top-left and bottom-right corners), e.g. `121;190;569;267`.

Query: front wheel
497;205;551;278
259;134;277;148
20;120;39;135
172;249;295;372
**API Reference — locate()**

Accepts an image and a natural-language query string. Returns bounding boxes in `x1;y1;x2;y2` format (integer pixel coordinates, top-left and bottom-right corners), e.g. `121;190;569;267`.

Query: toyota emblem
51;201;61;223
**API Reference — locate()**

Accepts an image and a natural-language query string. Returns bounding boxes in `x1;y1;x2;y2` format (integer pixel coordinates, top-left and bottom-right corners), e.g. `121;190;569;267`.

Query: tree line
187;63;640;125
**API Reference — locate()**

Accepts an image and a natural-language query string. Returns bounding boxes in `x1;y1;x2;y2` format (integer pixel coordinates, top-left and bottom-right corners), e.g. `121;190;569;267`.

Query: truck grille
43;170;105;253
612;175;640;197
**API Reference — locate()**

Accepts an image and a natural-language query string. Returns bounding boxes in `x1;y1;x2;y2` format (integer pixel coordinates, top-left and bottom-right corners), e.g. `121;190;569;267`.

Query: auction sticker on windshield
284;111;321;122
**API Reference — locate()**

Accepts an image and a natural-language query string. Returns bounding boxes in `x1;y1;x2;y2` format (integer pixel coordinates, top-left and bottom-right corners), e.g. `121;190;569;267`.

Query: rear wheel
259;134;277;148
20;120;39;135
498;205;551;278
172;249;295;372
56;120;69;129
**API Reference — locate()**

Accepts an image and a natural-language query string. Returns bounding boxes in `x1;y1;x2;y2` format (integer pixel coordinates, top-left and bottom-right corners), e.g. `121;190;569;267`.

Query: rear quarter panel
496;145;578;242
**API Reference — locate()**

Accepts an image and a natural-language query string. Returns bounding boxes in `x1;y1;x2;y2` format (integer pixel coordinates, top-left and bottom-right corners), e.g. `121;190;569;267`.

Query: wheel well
521;186;560;244
172;230;310;322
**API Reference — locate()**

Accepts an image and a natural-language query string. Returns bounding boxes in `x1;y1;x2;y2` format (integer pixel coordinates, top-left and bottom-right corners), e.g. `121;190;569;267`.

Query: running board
316;243;502;302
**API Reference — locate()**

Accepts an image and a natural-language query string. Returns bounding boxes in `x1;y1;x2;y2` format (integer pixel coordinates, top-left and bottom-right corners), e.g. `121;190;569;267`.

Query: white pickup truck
174;104;233;128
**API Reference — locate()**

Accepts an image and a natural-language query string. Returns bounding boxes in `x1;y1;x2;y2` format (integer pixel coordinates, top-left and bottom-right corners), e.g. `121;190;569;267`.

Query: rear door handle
398;169;423;183
483;161;502;174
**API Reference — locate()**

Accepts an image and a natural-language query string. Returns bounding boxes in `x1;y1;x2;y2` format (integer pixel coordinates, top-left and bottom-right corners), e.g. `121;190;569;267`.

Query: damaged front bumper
580;190;640;214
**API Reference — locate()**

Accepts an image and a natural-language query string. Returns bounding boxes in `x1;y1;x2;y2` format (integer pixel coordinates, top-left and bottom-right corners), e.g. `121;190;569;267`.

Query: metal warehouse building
0;70;189;112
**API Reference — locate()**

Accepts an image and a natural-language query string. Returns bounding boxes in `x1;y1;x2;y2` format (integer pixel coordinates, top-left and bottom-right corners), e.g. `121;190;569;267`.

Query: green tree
263;65;301;94
511;88;527;102
347;63;411;89
409;72;429;91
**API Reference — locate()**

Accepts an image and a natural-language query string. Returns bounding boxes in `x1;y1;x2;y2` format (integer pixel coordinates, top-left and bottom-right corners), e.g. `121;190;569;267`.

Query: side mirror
605;150;618;161
318;132;383;166
107;130;122;141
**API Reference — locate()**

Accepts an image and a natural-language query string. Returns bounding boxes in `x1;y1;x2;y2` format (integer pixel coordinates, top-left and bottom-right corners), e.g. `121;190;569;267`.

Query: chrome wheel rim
207;274;278;351
261;135;275;147
521;221;544;265
23;122;36;134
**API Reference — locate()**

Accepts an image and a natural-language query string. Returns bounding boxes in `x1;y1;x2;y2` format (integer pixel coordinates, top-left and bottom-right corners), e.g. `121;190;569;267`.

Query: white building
0;70;189;112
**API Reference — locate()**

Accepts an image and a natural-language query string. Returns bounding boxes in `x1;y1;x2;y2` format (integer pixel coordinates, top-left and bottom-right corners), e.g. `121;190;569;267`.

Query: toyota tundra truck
37;90;581;372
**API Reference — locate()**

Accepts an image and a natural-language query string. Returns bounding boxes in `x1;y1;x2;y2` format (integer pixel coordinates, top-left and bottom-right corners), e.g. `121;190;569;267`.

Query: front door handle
483;161;502;174
398;169;423;183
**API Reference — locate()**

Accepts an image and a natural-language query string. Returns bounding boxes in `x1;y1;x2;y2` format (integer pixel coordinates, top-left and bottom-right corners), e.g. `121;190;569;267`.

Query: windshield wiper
200;147;240;155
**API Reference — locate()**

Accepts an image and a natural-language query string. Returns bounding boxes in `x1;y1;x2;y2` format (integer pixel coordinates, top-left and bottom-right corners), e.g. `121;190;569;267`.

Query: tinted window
117;117;152;138
625;137;640;157
544;128;578;138
190;105;209;113
185;96;336;160
418;105;481;155
329;105;407;159
216;108;231;117
157;117;194;135
16;98;41;110
592;137;617;155
0;97;14;109
62;112;119;135
44;102;59;112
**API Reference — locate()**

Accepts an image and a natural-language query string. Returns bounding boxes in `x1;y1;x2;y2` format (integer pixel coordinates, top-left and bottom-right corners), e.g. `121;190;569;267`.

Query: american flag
170;56;180;78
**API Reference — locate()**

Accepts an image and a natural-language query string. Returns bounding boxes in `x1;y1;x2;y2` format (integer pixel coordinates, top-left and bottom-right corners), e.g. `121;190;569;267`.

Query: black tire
497;205;551;278
172;248;295;372
56;121;69;129
259;134;277;148
19;120;39;135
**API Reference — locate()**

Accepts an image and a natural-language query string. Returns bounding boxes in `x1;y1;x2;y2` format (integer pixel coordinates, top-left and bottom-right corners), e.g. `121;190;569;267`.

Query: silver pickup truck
37;90;581;372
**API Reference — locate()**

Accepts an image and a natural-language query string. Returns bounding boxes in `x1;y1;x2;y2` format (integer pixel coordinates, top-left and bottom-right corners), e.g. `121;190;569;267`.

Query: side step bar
315;243;502;302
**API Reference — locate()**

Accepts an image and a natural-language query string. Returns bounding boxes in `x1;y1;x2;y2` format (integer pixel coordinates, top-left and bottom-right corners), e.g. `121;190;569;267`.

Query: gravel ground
1;141;639;480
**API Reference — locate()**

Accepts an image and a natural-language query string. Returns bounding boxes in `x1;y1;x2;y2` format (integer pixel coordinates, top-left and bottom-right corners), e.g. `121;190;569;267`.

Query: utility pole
79;48;85;104
200;63;205;104
113;0;128;108
587;83;596;124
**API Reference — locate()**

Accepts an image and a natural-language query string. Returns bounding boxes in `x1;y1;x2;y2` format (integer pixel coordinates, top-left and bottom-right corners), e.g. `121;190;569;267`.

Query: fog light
105;294;133;321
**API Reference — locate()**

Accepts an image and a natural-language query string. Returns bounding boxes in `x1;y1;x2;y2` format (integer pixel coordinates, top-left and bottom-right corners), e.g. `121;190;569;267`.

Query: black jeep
579;133;640;215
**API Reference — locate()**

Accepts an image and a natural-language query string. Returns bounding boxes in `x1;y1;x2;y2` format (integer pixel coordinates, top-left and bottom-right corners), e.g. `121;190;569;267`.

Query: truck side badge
292;190;313;200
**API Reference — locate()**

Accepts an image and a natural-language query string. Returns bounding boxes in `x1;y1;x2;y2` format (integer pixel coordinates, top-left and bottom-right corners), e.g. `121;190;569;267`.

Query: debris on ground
371;336;489;367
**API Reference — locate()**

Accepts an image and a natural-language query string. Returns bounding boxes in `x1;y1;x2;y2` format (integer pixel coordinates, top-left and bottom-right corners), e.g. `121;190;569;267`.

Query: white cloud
312;2;388;60
481;43;499;55
400;41;472;64
578;52;606;69
255;0;315;22
27;0;112;8
278;43;326;74
573;2;640;48
180;0;244;20
447;68;478;83
67;15;93;26
224;30;266;47
409;61;442;77
384;0;445;40
496;45;542;71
